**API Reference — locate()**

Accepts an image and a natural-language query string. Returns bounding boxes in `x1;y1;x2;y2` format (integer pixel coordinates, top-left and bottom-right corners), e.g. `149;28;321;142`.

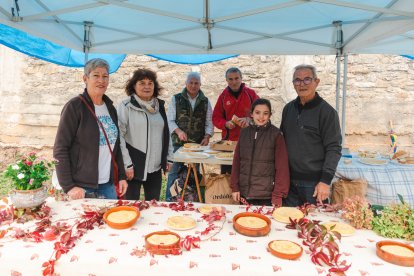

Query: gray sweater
280;93;342;185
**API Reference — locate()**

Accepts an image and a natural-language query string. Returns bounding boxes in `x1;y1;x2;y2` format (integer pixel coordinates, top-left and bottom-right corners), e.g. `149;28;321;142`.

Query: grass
0;173;13;197
159;176;167;201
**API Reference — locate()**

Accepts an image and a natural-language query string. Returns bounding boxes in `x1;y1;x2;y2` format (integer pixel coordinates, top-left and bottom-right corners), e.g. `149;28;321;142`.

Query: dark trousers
283;179;318;207
220;164;232;174
125;169;162;201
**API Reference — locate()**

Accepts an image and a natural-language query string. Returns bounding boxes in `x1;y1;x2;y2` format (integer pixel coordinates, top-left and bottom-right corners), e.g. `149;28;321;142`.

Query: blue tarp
0;24;237;72
401;55;414;60
0;24;125;73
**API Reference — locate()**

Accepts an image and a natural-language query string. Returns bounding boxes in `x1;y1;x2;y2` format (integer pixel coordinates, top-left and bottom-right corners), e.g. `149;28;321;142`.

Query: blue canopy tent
1;0;414;144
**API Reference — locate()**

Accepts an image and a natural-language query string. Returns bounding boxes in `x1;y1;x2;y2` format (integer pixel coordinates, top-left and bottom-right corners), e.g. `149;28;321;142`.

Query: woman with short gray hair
54;58;128;200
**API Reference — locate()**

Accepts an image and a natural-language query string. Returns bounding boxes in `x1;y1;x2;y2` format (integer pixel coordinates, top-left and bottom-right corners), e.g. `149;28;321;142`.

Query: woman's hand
67;187;85;200
126;167;134;181
166;162;172;172
232;192;240;202
118;180;128;197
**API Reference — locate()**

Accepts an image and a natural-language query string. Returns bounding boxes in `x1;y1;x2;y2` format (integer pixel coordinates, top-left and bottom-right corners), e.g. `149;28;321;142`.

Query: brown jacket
230;122;290;206
53;90;126;193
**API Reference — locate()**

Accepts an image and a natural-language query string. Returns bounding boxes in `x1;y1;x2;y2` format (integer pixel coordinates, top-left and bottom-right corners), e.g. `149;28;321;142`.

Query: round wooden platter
103;205;140;230
376;240;414;267
145;231;181;255
232;212;271;237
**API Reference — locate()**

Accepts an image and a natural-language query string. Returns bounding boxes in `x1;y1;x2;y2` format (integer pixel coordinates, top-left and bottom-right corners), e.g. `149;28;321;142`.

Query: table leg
201;164;206;186
191;164;203;203
181;164;192;200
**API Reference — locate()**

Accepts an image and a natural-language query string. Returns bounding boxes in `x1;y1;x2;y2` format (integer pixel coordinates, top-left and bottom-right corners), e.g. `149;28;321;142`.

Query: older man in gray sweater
281;64;342;207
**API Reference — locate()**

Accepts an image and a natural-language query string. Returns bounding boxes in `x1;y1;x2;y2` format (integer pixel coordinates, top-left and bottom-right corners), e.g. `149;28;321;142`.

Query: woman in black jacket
54;58;127;200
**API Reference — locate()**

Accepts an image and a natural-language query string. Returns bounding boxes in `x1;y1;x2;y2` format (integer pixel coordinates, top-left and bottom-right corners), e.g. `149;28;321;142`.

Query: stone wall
0;45;413;156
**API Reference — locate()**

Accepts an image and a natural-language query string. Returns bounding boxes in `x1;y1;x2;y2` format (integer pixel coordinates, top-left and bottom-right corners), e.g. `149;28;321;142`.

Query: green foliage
0;173;13;197
3;152;56;191
372;201;414;240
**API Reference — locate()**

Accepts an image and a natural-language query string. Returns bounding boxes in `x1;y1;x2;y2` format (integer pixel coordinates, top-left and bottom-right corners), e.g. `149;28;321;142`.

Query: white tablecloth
336;157;414;208
1;198;413;276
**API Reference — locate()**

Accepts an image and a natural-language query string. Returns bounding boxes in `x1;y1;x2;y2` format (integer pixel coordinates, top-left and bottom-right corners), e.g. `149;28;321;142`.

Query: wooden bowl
233;212;271;237
376;240;414;267
103;206;140;229
268;240;303;260
145;231;181;255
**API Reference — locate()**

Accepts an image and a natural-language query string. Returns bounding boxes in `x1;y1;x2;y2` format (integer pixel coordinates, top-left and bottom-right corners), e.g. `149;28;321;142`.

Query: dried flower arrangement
341;195;373;229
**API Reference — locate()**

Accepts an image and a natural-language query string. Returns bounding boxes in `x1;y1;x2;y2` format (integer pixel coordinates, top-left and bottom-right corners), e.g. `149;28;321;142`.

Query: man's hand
175;128;188;141
313;182;330;204
126;167;134;180
225;120;236;129
232;192;240;202
200;135;210;146
118;180;128;197
67;187;85;200
238;117;250;128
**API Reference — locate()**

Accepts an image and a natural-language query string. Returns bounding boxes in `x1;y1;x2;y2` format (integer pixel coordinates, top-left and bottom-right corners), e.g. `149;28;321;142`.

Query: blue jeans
283;179;318;207
84;181;117;199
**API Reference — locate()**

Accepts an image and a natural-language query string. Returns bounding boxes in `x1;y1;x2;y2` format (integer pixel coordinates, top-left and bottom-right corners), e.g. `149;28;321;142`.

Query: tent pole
341;54;348;146
336;55;341;112
333;20;343;112
83;21;93;64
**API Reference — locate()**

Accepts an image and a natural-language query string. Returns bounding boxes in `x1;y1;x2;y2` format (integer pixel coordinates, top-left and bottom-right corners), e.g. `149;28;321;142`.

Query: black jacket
280;93;342;184
53;90;126;193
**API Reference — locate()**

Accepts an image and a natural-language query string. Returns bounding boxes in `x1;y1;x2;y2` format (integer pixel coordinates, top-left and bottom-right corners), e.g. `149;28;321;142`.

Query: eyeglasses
292;77;314;86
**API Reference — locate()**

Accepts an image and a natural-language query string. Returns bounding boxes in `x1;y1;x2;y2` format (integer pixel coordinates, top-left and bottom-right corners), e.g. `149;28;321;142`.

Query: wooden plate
322;221;356;236
376;241;414;267
183;143;201;149
167;216;197;231
272;207;304;224
145;231;181;255
268;240;303;260
198;205;223;215
358;157;388;166
103;206;140;229
233;212;271;237
215;152;234;160
185;152;210;159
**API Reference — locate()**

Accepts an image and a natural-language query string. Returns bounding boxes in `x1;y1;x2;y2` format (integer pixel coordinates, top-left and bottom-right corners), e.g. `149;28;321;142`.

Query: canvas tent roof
1;0;414;56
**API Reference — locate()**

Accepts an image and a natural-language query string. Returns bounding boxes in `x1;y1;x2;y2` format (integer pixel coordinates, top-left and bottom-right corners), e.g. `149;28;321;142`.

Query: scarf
134;94;159;114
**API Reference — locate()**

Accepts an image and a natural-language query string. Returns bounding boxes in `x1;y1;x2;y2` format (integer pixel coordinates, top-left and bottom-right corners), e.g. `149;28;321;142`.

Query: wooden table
172;148;233;203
